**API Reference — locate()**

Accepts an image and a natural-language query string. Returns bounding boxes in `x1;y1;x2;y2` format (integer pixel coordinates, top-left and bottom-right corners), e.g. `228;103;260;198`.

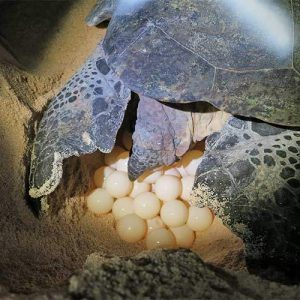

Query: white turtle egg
155;175;182;202
112;197;134;220
116;151;129;172
93;166;115;188
151;184;156;193
147;216;165;233
130;181;151;198
138;168;163;184
146;228;176;250
86;188;114;215
116;214;147;243
180;176;195;201
187;207;214;232
122;130;133;150
170;225;195;248
176;162;188;177
160;200;188;227
163;166;181;177
182;150;203;176
133;192;161;219
104;146;125;168
105;171;133;198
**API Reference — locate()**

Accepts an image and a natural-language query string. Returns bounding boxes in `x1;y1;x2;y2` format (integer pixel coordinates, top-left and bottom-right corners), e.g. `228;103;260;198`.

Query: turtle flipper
192;117;300;268
86;0;116;26
29;42;131;198
128;96;192;180
128;97;230;180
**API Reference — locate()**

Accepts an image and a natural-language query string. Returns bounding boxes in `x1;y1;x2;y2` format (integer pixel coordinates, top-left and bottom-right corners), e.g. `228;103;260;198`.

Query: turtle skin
29;0;300;280
192;117;300;279
29;42;131;198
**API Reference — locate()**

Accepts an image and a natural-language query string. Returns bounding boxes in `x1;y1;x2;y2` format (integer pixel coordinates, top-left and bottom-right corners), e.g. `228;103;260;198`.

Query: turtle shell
102;0;300;126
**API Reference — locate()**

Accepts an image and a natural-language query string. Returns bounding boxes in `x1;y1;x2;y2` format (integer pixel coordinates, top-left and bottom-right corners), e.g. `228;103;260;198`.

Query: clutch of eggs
86;131;214;249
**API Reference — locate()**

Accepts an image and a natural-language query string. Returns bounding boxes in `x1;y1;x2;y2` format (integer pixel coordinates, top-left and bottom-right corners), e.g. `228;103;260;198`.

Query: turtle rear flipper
192;117;300;277
128;97;230;180
29;42;130;198
128;95;193;180
86;0;116;26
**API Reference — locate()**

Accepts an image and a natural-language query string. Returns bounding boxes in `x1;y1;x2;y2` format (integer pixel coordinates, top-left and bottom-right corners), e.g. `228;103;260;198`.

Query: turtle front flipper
192;117;300;277
128;96;193;180
29;42;131;198
86;0;116;26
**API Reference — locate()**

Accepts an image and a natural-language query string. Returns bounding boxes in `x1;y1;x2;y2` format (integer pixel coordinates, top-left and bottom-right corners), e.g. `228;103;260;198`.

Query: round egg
146;228;176;250
176;162;188;177
151;184;156;193
93;166;115;188
116;214;147;243
187;207;214;231
122;130;133;151
155;175;182;202
160;200;188;227
112;197;134;220
86;188;114;215
138;168;163;184
182;150;203;176
130;181;151;198
116;151;129;173
180;176;195;201
133;192;161;219
105;171;133;198
170;225;195;248
147;216;166;233
104;146;125;168
163;166;181;177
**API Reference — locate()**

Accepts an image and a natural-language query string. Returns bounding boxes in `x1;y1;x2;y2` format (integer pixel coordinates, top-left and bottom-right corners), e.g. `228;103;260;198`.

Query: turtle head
86;0;116;26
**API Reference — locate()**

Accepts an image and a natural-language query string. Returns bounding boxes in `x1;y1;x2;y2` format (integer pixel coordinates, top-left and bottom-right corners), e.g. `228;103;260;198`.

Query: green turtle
29;0;300;278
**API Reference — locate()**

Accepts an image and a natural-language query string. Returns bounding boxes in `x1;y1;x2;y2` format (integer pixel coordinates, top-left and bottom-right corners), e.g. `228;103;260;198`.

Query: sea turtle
29;0;300;278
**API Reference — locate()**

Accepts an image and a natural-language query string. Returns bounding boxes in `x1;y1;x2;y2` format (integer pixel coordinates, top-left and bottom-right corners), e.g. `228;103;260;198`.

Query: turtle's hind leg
192;117;300;281
29;42;131;198
127;95;193;180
